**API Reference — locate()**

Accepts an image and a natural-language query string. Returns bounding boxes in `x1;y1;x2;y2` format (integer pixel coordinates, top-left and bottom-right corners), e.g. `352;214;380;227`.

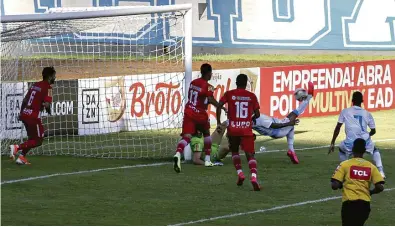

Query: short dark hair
352;138;366;154
42;66;56;80
200;63;212;76
352;91;363;105
236;74;248;88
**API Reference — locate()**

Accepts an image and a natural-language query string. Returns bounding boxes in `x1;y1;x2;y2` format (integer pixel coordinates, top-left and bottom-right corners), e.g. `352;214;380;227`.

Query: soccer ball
294;88;308;102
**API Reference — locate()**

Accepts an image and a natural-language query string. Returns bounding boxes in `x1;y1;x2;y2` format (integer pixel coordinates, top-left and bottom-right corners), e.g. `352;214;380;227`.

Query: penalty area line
169;188;395;226
1;138;394;185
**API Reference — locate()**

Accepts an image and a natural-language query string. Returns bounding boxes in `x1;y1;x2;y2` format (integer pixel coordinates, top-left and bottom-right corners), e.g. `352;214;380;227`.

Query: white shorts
339;138;376;155
253;118;294;138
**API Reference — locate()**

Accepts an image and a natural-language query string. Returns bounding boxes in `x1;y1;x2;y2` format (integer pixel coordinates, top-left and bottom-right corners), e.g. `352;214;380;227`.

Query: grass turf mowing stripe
170;188;395;226
2;138;394;185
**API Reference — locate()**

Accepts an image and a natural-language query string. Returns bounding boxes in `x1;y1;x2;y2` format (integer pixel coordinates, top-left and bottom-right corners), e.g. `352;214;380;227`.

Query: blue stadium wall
1;0;395;50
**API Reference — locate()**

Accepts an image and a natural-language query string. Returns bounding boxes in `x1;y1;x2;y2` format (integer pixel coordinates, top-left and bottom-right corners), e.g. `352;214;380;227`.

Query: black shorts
341;200;371;226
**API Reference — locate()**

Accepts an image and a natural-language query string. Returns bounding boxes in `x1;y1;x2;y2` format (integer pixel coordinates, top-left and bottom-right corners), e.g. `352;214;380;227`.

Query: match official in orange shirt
331;138;385;226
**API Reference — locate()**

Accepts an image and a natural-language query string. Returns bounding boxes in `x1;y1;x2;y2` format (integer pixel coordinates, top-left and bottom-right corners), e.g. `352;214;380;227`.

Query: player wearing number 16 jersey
329;91;385;178
217;74;261;191
9;67;56;165
173;63;223;173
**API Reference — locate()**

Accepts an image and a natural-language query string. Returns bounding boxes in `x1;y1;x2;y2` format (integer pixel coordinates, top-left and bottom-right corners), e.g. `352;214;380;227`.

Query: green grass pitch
1;109;394;225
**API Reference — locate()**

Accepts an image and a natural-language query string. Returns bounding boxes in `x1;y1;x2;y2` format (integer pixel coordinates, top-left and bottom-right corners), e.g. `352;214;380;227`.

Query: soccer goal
1;4;193;159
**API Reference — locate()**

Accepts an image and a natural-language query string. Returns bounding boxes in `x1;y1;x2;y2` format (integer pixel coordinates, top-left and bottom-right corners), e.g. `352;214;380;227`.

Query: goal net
0;4;193;159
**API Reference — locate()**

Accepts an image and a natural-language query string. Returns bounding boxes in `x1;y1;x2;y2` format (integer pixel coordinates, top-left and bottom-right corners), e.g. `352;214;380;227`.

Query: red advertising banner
260;60;395;118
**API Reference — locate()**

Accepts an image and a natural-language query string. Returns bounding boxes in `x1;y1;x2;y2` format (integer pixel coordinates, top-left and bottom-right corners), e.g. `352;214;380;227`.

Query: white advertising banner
78;68;260;135
1;82;28;140
78;73;185;135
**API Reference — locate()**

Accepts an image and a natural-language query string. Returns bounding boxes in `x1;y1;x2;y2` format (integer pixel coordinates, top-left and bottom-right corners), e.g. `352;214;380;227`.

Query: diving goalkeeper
190;121;228;166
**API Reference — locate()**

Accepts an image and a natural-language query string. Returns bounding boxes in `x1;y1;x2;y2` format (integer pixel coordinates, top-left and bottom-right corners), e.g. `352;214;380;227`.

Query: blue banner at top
1;0;395;50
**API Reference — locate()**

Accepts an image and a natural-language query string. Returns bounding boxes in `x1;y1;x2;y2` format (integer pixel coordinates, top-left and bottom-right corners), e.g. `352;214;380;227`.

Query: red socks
19;139;39;156
203;136;212;156
232;152;242;171
248;157;258;175
176;136;191;154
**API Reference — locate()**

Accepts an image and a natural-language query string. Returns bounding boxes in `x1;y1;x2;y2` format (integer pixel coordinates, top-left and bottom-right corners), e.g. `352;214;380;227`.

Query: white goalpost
0;4;193;159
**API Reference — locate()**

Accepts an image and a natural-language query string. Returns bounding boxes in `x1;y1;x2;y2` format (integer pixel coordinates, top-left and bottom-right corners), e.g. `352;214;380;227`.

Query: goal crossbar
0;4;192;22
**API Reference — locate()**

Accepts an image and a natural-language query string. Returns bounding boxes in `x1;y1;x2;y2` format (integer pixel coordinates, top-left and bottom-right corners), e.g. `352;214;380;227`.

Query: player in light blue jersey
252;82;315;164
329;91;385;178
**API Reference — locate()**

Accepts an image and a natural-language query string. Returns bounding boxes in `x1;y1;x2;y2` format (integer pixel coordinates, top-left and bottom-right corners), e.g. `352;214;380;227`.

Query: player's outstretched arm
251;109;260;124
209;96;227;113
367;112;376;137
329;123;342;154
270;119;299;129
216;101;225;125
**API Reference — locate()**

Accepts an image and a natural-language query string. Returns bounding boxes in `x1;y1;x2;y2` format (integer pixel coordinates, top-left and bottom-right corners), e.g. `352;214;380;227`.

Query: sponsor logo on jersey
235;96;251;101
190;84;202;92
230;120;251;128
350;166;371;181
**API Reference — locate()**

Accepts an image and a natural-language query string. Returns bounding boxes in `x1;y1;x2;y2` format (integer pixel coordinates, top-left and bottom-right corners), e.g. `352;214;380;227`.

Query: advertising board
39;80;79;136
78;73;185;135
78;68;260;135
1;80;78;139
0;82;28;140
260;60;395;118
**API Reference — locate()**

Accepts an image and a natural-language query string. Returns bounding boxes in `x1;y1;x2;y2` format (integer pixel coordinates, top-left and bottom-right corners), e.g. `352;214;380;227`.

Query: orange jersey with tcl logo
331;158;384;202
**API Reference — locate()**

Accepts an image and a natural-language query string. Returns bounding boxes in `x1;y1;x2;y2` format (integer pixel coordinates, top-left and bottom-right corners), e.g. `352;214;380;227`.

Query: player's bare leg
218;145;230;160
192;151;205;165
174;134;192;173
